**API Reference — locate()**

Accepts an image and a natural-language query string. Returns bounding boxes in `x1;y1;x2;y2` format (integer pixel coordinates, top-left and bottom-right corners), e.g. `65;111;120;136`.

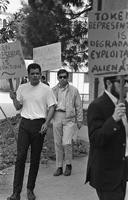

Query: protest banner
0;41;27;80
0;41;26;134
33;42;61;71
101;0;128;11
89;10;128;77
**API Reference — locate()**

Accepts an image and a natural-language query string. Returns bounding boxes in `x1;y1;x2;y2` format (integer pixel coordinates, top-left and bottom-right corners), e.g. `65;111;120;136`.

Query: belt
22;117;45;121
56;109;66;112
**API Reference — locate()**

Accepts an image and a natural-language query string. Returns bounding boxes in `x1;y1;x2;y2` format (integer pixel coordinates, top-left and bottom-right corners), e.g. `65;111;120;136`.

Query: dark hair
41;75;46;80
27;63;41;74
103;76;117;89
57;69;69;77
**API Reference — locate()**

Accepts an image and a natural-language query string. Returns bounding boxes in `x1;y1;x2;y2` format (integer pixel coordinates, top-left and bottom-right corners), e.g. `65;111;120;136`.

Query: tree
0;0;11;43
27;0;93;71
4;0;92;71
0;0;10;12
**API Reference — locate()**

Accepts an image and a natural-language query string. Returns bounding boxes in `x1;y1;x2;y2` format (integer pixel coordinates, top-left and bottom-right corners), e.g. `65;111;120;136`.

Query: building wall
49;71;89;102
0;66;89;102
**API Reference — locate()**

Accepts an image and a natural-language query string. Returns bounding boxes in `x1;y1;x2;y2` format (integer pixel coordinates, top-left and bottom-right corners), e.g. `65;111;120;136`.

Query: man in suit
86;75;128;200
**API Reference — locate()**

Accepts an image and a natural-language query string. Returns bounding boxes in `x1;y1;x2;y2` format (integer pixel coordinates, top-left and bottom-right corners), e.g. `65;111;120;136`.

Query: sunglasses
58;76;67;79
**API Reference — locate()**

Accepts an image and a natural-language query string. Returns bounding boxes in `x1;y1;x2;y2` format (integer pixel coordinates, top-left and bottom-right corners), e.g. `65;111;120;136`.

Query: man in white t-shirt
7;63;56;200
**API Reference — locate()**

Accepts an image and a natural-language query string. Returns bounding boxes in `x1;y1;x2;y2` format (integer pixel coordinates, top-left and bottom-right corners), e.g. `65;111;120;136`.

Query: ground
0;110;88;170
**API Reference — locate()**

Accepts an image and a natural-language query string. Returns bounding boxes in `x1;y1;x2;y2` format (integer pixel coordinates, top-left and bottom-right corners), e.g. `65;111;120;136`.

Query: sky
7;0;87;13
7;0;28;13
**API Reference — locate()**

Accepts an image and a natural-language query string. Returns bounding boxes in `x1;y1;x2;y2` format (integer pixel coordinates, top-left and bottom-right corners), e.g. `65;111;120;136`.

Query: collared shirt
56;84;68;111
105;90;118;105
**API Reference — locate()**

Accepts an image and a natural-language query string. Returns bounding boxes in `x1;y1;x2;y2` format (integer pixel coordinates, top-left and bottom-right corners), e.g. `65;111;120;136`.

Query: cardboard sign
33;42;61;71
0;41;27;79
89;10;128;77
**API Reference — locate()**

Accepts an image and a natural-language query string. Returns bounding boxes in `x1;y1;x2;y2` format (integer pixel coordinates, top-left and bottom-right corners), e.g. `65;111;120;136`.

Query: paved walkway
0;111;93;200
0;156;98;200
0;91;97;200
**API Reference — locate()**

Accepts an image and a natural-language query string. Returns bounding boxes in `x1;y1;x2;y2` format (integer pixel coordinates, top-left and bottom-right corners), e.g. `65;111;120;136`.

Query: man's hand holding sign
86;9;128;200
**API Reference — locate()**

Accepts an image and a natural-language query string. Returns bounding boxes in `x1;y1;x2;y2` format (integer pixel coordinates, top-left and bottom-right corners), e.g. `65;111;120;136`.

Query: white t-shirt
17;82;56;119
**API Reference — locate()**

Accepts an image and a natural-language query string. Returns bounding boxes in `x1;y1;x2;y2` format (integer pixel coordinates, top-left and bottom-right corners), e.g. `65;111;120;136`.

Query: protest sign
89;10;128;77
33;42;61;71
0;41;27;79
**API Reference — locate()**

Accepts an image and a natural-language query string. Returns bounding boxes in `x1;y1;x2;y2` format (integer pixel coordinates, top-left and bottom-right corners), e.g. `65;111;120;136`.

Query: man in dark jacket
86;75;128;200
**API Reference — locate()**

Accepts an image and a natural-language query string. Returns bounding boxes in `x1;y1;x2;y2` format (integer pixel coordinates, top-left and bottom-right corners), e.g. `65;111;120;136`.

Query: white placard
89;10;128;77
33;42;61;71
0;41;27;79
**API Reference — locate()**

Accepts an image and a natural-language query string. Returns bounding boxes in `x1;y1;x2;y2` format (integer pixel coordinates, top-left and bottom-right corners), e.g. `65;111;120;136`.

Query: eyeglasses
111;79;128;84
58;76;67;79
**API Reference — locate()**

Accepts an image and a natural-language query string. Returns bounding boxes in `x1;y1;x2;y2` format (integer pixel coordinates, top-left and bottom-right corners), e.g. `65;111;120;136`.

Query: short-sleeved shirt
17;82;56;119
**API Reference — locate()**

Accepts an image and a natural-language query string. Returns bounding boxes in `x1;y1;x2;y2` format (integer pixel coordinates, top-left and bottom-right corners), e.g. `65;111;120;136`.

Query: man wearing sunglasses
86;75;128;200
52;69;83;176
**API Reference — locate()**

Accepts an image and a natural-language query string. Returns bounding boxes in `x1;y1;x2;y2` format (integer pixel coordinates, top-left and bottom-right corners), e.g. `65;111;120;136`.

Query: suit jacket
85;92;128;191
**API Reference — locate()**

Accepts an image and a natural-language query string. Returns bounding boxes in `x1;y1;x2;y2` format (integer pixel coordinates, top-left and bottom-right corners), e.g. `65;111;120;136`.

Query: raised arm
9;90;22;110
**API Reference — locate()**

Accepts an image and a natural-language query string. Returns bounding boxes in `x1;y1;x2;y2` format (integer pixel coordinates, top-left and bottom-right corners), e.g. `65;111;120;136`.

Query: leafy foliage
2;0;93;71
0;0;10;12
27;0;93;71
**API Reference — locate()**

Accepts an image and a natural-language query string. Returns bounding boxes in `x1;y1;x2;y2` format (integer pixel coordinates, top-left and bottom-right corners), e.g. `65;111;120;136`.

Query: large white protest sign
89;10;128;77
33;42;61;71
0;41;27;79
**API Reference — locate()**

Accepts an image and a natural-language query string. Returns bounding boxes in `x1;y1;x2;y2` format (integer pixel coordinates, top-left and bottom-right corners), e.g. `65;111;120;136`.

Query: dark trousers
96;182;126;200
13;117;46;193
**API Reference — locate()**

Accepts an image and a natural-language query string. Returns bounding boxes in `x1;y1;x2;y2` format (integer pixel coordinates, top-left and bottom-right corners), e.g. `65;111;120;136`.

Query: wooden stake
0;106;17;142
93;0;103;99
119;75;125;103
8;79;14;91
97;0;102;10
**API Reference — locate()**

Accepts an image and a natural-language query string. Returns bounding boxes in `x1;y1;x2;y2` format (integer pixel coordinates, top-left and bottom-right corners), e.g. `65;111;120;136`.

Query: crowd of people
7;62;128;200
7;63;83;200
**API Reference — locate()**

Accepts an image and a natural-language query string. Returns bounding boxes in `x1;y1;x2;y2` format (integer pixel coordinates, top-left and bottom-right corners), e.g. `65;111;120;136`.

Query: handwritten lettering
0;50;21;59
89;21;127;30
0;41;26;79
91;64;126;75
94;11;128;21
89;10;128;76
90;49;128;59
90;40;128;48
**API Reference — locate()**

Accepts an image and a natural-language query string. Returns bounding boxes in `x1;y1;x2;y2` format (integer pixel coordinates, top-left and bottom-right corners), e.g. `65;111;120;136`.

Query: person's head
103;75;128;99
41;75;46;82
57;69;69;87
27;63;41;86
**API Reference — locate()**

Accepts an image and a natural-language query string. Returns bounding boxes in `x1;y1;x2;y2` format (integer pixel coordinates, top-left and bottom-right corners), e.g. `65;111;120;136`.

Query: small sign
0;41;27;79
33;42;61;71
89;10;128;77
